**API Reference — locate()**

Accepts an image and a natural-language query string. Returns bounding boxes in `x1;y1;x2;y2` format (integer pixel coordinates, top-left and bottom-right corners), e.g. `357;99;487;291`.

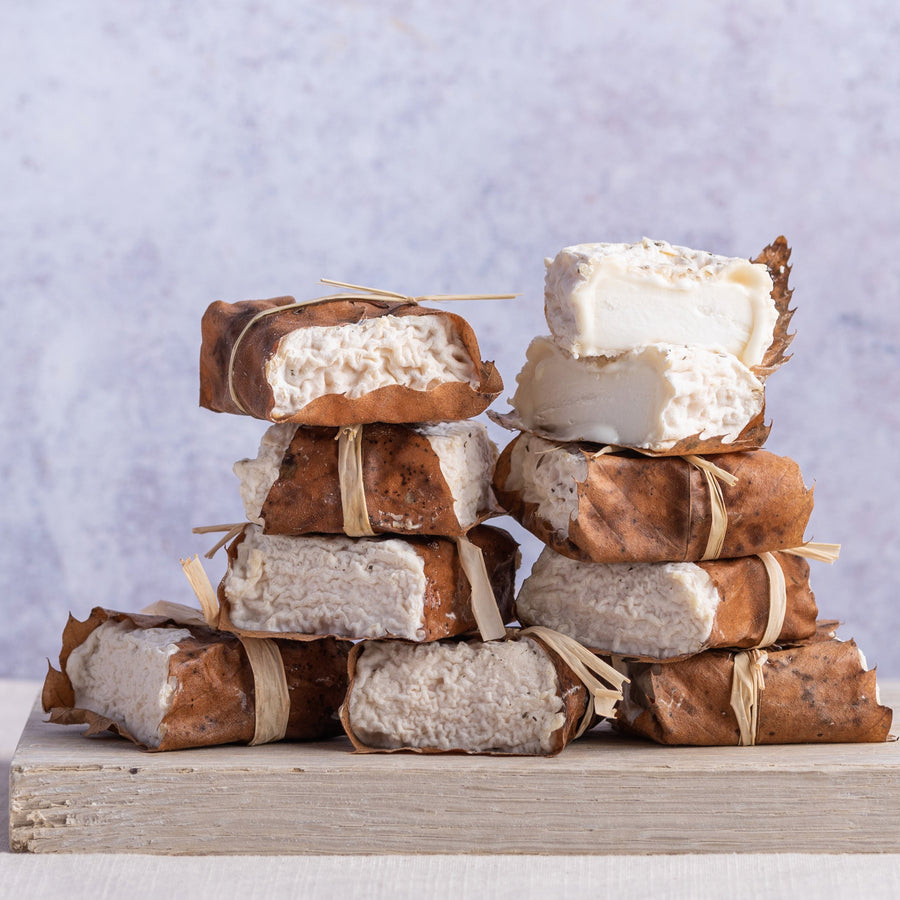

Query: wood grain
10;683;899;855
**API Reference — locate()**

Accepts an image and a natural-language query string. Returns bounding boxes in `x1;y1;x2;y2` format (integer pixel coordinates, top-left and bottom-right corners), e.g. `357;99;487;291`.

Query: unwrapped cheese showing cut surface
235;420;500;536
517;547;817;660
613;630;893;745
42;607;351;751
200;296;503;425
218;523;518;641
494;337;767;454
544;236;794;374
493;434;814;563
341;634;589;756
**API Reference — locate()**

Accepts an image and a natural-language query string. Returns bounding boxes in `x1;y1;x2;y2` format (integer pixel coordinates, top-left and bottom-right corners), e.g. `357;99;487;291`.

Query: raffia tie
519;626;629;738
728;544;840;745
227;279;517;415
587;448;738;561
456;536;507;642
682;455;739;560
179;555;290;746
729;648;769;746
335;425;376;537
754;551;787;649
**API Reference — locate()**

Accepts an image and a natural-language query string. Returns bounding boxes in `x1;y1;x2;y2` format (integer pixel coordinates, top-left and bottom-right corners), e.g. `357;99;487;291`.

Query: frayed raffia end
179;555;221;630
193;522;247;559
520;625;628;735
179;554;289;746
319;278;519;304
784;542;841;564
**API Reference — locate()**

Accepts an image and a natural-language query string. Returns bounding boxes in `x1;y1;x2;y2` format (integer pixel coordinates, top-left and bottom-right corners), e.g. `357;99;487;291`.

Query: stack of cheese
198;293;522;645
492;238;892;746
42;292;523;752
202;292;603;756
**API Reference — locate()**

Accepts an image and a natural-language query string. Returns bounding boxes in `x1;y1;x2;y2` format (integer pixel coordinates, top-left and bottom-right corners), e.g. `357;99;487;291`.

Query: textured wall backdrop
2;1;899;676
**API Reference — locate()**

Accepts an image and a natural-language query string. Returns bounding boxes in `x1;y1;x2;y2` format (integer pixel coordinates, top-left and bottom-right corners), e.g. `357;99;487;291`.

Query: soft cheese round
544;238;777;367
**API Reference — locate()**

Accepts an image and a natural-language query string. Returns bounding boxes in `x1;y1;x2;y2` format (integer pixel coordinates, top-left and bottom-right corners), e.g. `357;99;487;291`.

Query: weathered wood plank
10;684;899;855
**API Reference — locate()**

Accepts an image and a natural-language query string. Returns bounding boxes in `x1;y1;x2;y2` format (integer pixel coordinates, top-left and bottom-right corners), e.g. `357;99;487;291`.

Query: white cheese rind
509;337;764;450
517;548;720;659
265;315;480;419
223;525;429;640
415;421;500;528
504;433;587;538
544;238;777;367
347;639;566;754
234;423;297;524
65;620;192;748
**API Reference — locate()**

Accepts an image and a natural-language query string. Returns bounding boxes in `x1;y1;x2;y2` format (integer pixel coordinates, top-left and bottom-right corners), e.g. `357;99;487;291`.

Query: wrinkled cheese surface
66;620;191;748
517;548;719;658
348;639;565;754
503;433;586;538
266;314;479;418
544;238;776;366
224;525;429;639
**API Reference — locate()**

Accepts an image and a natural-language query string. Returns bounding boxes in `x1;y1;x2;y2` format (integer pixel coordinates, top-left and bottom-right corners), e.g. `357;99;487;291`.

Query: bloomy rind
200;297;503;425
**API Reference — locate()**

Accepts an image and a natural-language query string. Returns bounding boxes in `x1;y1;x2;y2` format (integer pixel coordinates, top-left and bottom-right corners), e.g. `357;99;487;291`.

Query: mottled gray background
2;2;898;677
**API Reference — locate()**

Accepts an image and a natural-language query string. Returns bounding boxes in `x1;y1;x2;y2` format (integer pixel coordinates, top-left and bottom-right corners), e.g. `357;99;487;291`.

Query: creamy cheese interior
347;638;566;754
517;548;720;658
510;337;764;450
265;314;480;418
503;433;587;538
234;421;499;528
66;620;192;748
544;238;777;367
223;525;429;639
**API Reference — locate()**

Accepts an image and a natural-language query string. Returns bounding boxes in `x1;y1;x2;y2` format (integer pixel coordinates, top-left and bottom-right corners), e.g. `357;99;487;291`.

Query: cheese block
614;629;893;745
492;434;814;563
544;236;794;374
235;420;500;536
42;608;350;750
218;524;518;641
494;336;767;453
516;547;817;660
340;634;589;756
200;296;503;425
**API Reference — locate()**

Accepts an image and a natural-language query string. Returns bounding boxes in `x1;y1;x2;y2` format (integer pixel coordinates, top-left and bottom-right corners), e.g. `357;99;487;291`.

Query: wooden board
10;684;899;855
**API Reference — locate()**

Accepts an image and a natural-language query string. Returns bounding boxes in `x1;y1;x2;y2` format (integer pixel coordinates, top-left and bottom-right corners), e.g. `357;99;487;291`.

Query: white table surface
4;679;900;899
